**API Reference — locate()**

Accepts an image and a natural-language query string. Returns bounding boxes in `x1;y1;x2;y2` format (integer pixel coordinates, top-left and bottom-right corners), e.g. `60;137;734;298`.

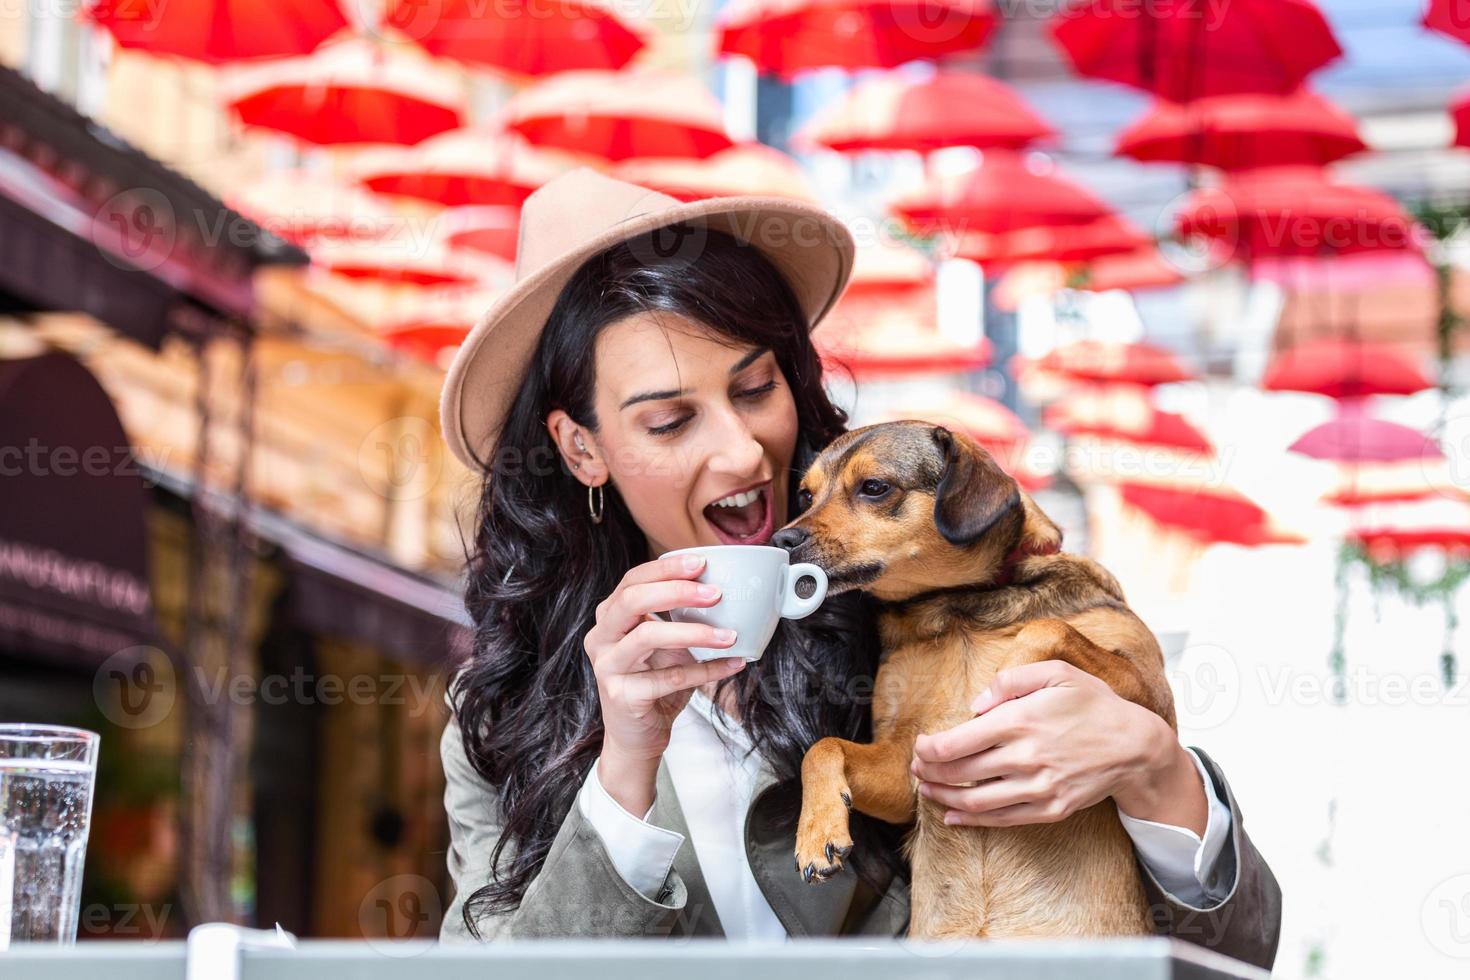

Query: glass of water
0;725;99;948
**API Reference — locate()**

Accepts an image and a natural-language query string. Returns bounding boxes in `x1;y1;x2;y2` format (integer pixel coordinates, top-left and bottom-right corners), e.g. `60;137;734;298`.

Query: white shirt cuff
1117;747;1235;906
576;756;686;900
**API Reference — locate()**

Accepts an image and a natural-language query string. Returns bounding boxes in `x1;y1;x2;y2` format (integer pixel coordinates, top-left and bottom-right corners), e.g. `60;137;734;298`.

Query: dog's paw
794;789;853;883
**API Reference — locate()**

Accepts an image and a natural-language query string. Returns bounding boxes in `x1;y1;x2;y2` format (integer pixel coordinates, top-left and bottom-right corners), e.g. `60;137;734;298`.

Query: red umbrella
354;130;573;208
1426;0;1470;48
1174;167;1424;261
383;0;647;76
378;288;500;364
1263;338;1433;399
220;38;465;146
715;0;996;80
1037;339;1195;387
85;0;348;64
502;70;734;161
611;143;818;201
993;248;1187;309
439;206;520;262
1045;394;1212;453
793;71;1053;154
1116;91;1367;171
1349;500;1470;558
1289;414;1442;464
1051;0;1342;102
312;242;506;288
227;171;401;248
814;292;992;378
1119;481;1300;547
949;214;1150;267
891;152;1112;236
846;238;935;298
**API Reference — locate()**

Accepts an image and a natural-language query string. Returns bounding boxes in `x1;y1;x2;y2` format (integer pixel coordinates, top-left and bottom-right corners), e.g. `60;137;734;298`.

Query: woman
436;169;1281;967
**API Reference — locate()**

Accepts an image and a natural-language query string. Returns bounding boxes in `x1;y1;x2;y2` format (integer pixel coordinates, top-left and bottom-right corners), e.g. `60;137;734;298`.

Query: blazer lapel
743;766;859;937
652;758;725;936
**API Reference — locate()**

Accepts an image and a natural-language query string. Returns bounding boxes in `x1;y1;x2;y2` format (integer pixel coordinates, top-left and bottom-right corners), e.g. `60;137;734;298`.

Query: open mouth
702;481;775;545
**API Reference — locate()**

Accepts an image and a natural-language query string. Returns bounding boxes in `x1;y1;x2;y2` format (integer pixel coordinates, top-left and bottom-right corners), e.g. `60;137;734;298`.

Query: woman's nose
705;407;765;474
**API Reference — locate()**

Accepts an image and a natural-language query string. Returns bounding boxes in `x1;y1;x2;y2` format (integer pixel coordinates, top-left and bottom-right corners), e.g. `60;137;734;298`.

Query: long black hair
451;222;903;935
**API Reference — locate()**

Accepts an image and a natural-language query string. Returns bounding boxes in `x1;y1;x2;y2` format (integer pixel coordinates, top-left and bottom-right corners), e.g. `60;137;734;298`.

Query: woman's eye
737;380;777;400
647;417;690;436
858;479;891;498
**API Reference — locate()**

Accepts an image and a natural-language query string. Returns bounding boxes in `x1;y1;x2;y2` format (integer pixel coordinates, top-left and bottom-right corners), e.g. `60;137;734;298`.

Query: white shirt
577;689;1234;936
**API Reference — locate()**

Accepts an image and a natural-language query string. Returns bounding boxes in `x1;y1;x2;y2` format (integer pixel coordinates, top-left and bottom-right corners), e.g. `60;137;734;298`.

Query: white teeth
712;488;762;508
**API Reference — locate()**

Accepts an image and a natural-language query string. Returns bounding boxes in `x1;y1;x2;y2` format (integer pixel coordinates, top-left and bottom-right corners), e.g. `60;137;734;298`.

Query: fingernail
683;555;705;572
725;657;745;669
971;688;992;712
713;628;737;643
943;812;959;825
697;584;721;599
917;782;931;798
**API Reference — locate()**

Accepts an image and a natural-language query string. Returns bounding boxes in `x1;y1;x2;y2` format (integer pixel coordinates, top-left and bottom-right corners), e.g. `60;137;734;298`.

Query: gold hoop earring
588;482;605;524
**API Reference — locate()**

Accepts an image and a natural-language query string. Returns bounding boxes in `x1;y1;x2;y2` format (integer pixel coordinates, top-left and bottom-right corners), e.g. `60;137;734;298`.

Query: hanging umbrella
949;214;1150;267
846;237;935;298
1118;480;1301;547
715;0;996;80
814;292;992;378
438;206;520;262
1262;338;1433;399
353;129;573;208
992;248;1187;309
1348;500;1470;558
1174;167;1424;262
1289;414;1442;464
1115;90;1367;170
382;0;646;76
378;288;501;365
1426;0;1470;48
1045;393;1212;452
1050;0;1342;102
1036;339;1195;387
793;70;1053;154
85;0;348;64
891;151;1111;236
611;143;818;201
220;38;465;146
311;241;507;288
501;69;734;161
1454;90;1470;149
226;171;402;248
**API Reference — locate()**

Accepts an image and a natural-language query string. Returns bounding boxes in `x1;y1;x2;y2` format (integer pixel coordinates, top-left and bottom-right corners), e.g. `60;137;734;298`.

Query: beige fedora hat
439;166;856;469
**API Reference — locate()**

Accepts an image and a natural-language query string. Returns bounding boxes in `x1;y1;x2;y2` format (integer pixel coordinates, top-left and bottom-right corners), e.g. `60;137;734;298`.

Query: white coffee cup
657;545;829;662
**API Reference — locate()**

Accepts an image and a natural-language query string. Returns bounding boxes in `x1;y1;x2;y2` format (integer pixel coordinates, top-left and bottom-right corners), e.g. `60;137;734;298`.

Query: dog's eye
858;479;891;499
796;488;813;511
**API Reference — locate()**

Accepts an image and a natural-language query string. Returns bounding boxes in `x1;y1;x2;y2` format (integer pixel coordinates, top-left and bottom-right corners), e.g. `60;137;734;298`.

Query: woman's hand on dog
909;660;1207;835
584;553;747;816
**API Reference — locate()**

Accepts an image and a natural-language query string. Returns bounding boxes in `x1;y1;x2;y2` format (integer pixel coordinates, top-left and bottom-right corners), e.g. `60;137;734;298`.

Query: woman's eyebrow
618;346;771;410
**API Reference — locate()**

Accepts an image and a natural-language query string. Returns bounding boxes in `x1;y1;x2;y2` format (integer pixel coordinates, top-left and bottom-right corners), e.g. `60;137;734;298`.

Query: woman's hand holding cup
583;553;746;816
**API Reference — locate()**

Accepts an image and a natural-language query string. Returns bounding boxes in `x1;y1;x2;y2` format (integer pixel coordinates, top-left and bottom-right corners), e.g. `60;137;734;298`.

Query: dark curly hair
449;222;904;936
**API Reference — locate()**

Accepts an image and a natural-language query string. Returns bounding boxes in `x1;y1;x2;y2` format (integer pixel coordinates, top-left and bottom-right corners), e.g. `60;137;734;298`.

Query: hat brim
440;194;856;469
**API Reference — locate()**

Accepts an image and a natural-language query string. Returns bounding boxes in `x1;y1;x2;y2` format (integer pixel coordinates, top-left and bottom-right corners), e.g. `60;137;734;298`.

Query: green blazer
438;716;1281;970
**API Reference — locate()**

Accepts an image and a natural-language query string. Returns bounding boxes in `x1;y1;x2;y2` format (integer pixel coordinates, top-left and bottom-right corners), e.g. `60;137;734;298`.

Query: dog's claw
840;791;852;808
802;863;816;883
824;842;836;863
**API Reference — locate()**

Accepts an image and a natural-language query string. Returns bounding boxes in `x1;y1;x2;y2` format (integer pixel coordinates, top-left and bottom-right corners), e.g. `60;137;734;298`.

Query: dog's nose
771;527;810;552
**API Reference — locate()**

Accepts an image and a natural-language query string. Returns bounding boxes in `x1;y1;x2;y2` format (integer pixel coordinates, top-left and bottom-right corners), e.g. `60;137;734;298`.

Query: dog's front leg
795;735;915;882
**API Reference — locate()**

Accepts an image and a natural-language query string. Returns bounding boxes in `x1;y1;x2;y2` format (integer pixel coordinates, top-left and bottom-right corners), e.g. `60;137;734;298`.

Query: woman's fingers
939;800;1069;828
911;743;1032;785
597;618;737;678
918;775;1048;817
598;577;723;639
614;656;746;704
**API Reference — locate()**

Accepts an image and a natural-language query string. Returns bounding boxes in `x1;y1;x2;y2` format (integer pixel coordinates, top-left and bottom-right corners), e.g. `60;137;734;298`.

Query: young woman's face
579;312;799;558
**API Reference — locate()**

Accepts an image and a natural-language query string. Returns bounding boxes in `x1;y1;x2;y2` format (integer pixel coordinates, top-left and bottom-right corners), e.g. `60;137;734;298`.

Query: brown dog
770;421;1177;939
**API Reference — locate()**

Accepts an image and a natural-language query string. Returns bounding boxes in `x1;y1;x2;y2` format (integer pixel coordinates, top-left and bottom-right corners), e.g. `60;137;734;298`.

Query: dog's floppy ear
930;426;1021;547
